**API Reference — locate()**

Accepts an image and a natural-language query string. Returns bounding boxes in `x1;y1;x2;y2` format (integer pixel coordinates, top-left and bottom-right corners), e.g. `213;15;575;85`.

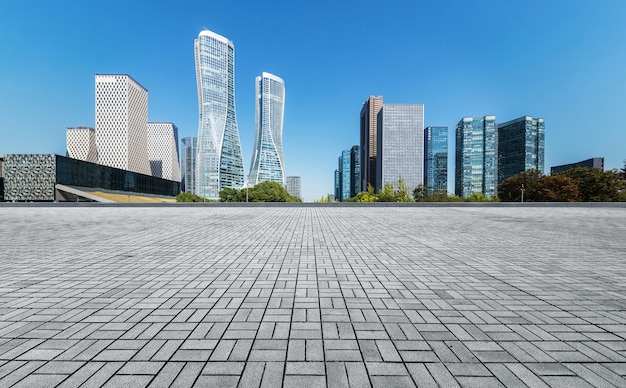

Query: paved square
1;205;625;387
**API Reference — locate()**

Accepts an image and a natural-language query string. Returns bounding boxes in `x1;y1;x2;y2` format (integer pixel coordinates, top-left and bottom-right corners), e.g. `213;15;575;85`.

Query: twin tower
195;30;285;199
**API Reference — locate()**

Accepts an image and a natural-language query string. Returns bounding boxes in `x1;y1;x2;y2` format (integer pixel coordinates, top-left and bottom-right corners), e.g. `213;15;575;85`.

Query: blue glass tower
341;149;351;202
194;29;244;199
455;116;497;198
424;126;448;195
497;116;545;185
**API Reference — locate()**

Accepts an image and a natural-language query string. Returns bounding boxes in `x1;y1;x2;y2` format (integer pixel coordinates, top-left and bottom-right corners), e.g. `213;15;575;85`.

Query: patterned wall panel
3;155;56;201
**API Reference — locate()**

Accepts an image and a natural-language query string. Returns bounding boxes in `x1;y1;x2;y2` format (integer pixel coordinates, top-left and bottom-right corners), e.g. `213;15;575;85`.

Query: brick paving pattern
0;205;625;387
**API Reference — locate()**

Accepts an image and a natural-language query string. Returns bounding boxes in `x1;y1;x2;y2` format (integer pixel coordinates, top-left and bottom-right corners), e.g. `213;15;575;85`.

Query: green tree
559;167;624;202
421;192;463;202
377;183;396;202
247;181;291;202
219;187;244;202
464;192;496;202
498;169;543;201
348;184;377;202
176;192;208;202
395;178;414;202
412;184;427;201
536;174;580;202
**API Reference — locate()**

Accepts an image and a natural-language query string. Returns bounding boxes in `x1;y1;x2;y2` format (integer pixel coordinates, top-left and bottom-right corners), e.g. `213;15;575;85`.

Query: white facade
194;29;244;199
249;72;286;186
147;122;180;182
66;126;97;163
286;175;301;200
377;104;425;192
95;74;151;175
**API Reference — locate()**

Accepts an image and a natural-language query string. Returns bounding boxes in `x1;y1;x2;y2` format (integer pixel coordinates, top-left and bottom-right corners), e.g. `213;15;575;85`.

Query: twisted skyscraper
194;29;244;199
248;72;285;186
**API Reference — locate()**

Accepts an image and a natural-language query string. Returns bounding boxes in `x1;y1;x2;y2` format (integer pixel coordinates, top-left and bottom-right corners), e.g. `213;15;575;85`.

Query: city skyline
1;1;625;201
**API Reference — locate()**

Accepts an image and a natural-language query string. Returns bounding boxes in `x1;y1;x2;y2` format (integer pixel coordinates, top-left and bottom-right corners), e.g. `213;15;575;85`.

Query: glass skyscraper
333;147;360;202
180;136;197;194
424;126;448;195
497;116;545;185
194;29;244;199
455;116;497;198
360;96;383;191
341;149;351;202
350;145;361;197
376;104;424;192
249;72;285;186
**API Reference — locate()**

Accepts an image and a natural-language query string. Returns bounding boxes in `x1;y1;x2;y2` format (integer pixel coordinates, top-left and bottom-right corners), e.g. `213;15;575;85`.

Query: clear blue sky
1;0;625;201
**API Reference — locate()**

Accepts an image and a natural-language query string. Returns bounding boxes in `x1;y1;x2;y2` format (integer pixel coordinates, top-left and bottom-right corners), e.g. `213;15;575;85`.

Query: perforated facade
147;122;180;182
66;127;97;163
95;75;150;175
194;29;244;200
249;72;286;186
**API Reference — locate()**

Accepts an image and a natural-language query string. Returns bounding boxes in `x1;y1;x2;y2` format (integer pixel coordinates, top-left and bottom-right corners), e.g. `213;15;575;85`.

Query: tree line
176;180;301;202
340;161;626;203
498;164;626;202
341;179;496;203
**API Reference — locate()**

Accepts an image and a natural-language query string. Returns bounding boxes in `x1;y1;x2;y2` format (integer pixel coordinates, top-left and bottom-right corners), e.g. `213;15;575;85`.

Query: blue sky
1;0;625;201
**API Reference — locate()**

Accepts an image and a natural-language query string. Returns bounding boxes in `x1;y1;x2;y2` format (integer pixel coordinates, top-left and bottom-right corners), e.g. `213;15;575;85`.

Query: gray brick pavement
0;205;625;387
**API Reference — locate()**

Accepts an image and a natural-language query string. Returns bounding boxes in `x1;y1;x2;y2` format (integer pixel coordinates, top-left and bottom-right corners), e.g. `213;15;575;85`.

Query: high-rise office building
334;147;360;202
455;116;497;198
95;74;150;175
66;126;97;164
286;175;301;200
147;122;180;181
360;96;383;191
350;145;361;197
376;104;424;192
249;72;286;186
424;126;448;195
180;137;197;193
497;116;545;185
551;157;604;174
194;29;244;199
334;168;341;201
341;149;351;202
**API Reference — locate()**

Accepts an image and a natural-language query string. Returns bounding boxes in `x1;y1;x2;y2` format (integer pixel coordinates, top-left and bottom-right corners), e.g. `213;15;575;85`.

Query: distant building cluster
335;95;549;201
1;26;303;202
66;74;180;183
5;28;300;202
191;30;296;199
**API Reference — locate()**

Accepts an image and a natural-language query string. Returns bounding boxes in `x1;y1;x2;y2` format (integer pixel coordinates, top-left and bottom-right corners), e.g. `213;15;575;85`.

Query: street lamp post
521;184;525;203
